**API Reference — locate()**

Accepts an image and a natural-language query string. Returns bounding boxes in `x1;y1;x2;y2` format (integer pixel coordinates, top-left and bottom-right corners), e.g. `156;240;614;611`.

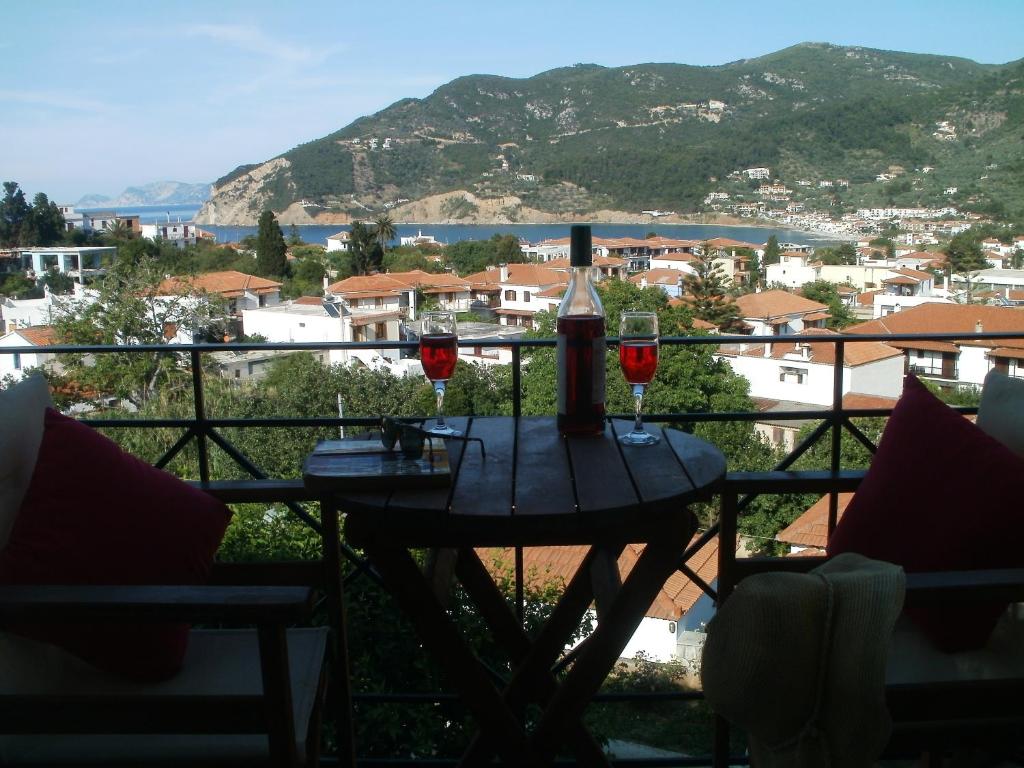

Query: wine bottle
557;225;606;436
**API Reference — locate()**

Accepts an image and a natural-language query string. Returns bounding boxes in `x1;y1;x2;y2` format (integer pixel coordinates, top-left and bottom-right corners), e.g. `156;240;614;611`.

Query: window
779;365;807;384
375;297;383;308
298;322;306;328
258;295;266;307
524;291;532;302
375;322;386;339
504;289;516;301
13;352;21;370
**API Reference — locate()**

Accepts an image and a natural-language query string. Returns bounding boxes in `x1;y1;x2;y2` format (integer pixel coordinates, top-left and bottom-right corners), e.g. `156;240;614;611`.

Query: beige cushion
977;370;1024;457
886;604;1024;686
0;375;53;549
0;627;328;764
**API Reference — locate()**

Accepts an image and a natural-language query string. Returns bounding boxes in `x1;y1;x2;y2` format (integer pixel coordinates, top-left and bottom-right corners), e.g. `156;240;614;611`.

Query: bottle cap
570;225;592;266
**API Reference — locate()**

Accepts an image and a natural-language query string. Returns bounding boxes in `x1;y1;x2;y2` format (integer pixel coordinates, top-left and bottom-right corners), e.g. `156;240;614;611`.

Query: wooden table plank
514;417;575;517
663;427;728;494
449;417;516;518
610;419;696;505
385;416;470;513
566;420;639;515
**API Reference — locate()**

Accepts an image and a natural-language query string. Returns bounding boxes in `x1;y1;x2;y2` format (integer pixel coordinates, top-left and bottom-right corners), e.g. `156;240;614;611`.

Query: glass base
619;429;660;446
428;423;461;437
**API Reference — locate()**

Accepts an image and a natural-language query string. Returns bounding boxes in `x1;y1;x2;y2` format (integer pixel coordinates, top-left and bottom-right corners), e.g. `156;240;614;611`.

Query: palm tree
104;218;131;242
372;214;396;256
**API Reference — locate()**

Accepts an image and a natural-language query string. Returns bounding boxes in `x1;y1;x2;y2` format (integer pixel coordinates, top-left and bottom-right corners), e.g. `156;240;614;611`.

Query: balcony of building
1;328;1023;767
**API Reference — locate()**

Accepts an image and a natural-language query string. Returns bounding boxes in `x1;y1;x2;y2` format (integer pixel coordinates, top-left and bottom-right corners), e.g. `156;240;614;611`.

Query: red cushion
828;375;1024;651
0;409;231;680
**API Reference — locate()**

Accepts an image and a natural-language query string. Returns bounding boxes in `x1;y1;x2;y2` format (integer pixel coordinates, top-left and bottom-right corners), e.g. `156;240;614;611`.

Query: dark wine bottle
556;225;606;436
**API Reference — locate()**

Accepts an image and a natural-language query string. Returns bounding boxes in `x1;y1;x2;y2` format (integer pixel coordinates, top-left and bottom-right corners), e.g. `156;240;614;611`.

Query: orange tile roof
544;255;626;268
329;270;469;294
652;252;698;263
630;268;687;286
536;285;567;299
704;237;762;250
730;329;901;366
857;290;882;306
776;493;854;548
462;264;567;288
734;290;828;319
158;270;282;297
847;304;1024;352
295;296;325;305
841;392;899;410
478;534;721;621
13;326;58;346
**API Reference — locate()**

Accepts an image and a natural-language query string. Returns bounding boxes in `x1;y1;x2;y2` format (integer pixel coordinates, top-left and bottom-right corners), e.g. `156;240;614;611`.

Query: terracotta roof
728;329;902;366
801;311;831;322
988;347;1024;360
847;304;1024;352
545;256;626;268
477;534;721;621
703;237;761;250
652;253;698;264
777;493;854;548
841;392;899;410
734;290;828;319
536;285;566;299
13;326;57;346
857;290;882;306
630;268;687;286
462;264;567;288
691;318;718;330
329;270;469;295
157;270;282;297
349;311;403;327
882;276;919;286
295;296;325;305
494;308;537;317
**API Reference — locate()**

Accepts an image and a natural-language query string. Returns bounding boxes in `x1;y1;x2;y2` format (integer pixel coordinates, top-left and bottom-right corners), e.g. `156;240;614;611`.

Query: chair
0;375;330;766
713;371;1024;767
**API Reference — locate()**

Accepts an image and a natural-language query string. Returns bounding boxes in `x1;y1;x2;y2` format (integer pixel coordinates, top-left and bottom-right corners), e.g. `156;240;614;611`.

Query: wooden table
304;416;725;766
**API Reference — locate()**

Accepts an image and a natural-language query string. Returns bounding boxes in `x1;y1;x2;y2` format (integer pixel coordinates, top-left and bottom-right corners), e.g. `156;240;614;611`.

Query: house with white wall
328;270;473;318
848;303;1024;387
478;534;722;665
628;269;687;298
734;290;831;336
650;252;699;274
158;271;282;317
141;221;213;249
765;251;820;289
0;326;59;382
0;283;98;333
715;329;904;406
544;255;627;281
17;246;115;283
463;264;566;329
873;267;950;317
325;231;351;252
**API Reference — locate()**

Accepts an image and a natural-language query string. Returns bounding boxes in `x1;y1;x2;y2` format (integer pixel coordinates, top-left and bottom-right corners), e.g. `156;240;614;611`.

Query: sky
3;0;1022;203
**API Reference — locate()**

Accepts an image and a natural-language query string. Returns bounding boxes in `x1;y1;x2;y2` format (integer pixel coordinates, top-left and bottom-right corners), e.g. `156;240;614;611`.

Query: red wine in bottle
420;333;458;381
556;225;606;436
619;340;659;385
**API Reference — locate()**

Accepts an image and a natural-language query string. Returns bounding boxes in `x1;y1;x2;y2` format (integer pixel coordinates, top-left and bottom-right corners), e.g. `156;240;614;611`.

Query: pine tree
764;235;781;265
256;210;287;278
681;248;742;330
0;181;31;247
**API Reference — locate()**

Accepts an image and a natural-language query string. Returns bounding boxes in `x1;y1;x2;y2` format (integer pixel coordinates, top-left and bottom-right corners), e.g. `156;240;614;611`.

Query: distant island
78;181;211;208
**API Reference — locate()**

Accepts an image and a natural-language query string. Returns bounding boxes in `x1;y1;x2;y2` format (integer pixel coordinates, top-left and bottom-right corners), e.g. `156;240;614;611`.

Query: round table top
305;416;725;548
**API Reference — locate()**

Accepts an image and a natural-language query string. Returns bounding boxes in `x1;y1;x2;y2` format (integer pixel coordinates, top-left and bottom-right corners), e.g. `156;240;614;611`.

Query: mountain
196;44;1024;226
78;181;211;208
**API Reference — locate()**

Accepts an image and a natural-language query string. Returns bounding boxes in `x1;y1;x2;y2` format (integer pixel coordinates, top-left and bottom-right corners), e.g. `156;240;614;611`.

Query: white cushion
0;375;53;549
977;369;1024;457
0;627;328;764
886;604;1024;686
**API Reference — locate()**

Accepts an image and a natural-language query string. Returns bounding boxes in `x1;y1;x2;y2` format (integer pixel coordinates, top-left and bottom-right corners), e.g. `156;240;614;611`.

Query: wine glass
618;311;660;445
419;310;461;436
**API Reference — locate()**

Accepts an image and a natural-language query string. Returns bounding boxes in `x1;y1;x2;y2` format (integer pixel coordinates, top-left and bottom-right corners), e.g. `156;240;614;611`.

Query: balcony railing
2;327;1021;766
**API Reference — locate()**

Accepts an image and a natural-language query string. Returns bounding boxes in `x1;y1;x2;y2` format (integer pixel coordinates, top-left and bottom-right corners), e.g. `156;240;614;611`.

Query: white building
141;221;212;249
734;291;832;336
715;330;904;405
848;304;1024;387
325;231;351;252
765;251;820;290
1;283;98;333
743;167;771;180
399;230;440;248
16;246;115;282
463;264;567;329
0;326;59;382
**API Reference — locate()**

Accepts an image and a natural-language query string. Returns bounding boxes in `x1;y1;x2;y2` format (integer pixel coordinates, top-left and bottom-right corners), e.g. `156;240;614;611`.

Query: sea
81;204;843;247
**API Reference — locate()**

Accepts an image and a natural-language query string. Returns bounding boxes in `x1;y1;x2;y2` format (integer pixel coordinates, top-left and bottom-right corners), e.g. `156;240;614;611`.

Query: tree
255;210;287;278
763;235;781;265
28;193;66;246
0;181;31;247
103;218;132;243
52;242;219;407
799;280;855;328
39;267;75;296
287;224;303;247
945;232;987;302
817;242;857;266
372;214;396;256
679;248;742;330
346;221;383;276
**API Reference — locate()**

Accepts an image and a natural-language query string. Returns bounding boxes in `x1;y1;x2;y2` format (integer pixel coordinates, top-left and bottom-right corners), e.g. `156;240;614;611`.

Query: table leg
455;549;610;766
529;513;696;761
320;497;356;768
363;541;537;765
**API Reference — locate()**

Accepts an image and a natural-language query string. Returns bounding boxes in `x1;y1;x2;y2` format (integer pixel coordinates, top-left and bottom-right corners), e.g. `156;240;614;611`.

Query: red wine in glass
420;333;458;381
619;340;658;385
557;314;606;436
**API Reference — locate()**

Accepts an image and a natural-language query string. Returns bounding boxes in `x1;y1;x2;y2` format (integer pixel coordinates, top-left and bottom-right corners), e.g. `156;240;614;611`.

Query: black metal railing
2;328;1022;766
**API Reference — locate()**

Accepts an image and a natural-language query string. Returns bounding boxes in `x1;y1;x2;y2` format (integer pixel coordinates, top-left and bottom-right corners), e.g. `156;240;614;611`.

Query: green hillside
210;43;1024;221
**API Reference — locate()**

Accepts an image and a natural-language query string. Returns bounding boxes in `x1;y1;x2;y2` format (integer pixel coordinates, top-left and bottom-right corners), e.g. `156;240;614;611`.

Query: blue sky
3;0;1022;202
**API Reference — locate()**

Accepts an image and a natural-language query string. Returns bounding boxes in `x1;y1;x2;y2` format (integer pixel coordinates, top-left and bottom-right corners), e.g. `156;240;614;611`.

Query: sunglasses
380;416;486;459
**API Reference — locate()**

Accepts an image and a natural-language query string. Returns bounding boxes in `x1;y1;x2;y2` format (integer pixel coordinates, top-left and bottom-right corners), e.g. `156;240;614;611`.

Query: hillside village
3;192;1024;667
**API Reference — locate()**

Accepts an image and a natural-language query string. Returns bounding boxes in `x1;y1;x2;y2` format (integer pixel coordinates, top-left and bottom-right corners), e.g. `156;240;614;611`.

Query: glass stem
632;384;645;434
435;381;447;430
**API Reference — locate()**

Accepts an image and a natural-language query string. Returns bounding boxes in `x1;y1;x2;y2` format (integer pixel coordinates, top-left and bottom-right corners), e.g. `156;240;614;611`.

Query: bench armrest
0;584;314;624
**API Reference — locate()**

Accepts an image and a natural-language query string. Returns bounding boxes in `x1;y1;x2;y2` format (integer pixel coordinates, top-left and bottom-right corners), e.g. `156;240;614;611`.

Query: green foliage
371;214;396;255
799;280;856;328
440;195;479;220
0;272;37;298
763;235;780;265
816;242;857;266
0;182;32;247
340;221;383;276
679;249;742;330
256;210;287;278
383;246;444;274
39;267;75;295
445;234;526;275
